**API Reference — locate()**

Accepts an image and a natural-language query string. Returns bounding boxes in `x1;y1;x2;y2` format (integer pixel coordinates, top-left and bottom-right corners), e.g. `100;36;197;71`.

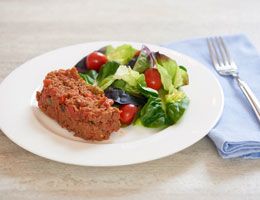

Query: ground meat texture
36;67;121;141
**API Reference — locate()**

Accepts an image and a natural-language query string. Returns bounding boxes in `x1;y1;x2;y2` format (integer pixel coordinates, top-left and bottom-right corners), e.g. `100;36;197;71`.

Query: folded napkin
163;34;260;159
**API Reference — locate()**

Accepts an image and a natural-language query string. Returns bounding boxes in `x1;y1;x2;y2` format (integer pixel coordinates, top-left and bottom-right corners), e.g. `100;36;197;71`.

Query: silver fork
207;36;260;123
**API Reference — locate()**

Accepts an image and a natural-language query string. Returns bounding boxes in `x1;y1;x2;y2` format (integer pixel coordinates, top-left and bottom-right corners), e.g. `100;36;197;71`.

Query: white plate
0;41;224;166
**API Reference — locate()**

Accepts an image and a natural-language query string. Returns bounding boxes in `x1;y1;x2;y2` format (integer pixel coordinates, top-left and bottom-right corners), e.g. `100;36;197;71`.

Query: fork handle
236;77;260;122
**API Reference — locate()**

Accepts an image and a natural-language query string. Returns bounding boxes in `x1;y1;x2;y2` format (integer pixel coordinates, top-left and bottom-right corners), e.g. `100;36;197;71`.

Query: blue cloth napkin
163;34;260;159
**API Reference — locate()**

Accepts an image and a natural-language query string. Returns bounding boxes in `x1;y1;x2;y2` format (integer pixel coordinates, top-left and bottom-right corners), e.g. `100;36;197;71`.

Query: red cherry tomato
134;50;141;57
120;104;138;125
144;68;162;90
86;52;108;71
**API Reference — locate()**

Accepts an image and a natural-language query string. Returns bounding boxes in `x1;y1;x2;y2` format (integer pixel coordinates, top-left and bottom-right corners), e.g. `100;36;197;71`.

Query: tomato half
144;68;162;90
86;52;108;71
120;104;138;125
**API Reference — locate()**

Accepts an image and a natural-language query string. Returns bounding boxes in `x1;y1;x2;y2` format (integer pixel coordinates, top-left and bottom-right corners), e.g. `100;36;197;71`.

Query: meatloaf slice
36;67;121;141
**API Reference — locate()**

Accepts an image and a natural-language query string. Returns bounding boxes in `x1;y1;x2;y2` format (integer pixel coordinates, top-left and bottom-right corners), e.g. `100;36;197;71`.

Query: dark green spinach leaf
97;61;119;83
135;75;158;97
79;70;98;85
166;97;189;124
139;96;166;128
137;84;158;97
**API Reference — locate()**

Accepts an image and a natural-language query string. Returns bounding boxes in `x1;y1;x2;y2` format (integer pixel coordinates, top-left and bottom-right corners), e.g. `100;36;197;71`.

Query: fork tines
207;37;233;69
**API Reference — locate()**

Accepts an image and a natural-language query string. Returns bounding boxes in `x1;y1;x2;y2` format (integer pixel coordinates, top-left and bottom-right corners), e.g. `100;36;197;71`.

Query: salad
75;44;189;128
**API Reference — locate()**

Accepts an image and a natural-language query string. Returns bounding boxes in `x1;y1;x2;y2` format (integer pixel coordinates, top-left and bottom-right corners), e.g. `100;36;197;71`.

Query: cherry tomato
120;104;138;125
144;68;162;90
86;52;108;71
134;50;141;57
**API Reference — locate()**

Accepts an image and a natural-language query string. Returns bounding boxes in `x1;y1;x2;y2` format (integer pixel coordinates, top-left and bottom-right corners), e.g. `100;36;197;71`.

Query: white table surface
0;0;260;199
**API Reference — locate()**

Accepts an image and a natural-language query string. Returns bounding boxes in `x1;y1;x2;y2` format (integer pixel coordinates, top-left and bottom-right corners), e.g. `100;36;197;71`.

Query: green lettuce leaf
98;75;116;90
133;52;150;73
113;80;140;95
155;52;178;76
157;64;175;94
105;45;115;55
165;91;189;124
98;65;143;90
155;52;189;90
173;66;189;88
112;74;158;97
114;65;141;86
107;44;136;64
133;46;153;73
